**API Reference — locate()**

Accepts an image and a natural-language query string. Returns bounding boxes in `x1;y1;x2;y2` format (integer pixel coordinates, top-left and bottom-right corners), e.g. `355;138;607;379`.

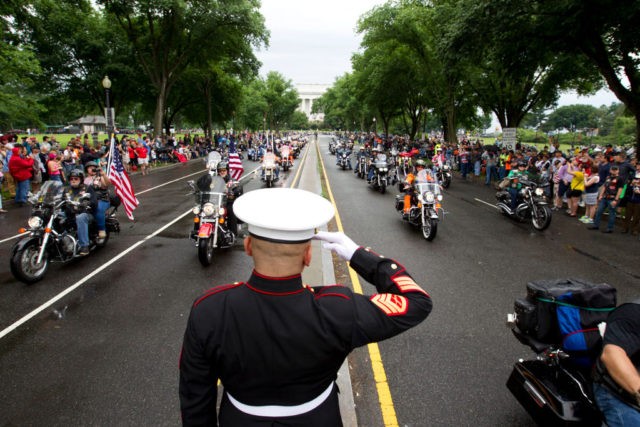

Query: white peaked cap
234;188;335;243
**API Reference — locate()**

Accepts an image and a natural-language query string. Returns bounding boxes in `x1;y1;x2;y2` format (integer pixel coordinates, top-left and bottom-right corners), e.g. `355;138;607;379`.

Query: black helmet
68;169;84;180
217;161;228;171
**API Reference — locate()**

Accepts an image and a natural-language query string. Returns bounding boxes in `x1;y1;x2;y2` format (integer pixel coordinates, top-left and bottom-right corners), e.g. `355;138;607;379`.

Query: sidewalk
297;140;358;427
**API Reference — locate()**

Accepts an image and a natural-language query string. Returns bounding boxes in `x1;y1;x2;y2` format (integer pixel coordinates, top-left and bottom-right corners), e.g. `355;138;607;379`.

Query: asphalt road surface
0;135;638;426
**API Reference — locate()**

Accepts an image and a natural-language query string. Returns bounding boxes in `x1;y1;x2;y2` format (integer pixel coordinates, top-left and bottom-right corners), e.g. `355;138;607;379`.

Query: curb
298;140;358;427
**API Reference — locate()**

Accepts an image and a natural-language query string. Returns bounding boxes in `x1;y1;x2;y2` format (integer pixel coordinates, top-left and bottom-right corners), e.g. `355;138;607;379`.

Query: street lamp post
102;76;114;140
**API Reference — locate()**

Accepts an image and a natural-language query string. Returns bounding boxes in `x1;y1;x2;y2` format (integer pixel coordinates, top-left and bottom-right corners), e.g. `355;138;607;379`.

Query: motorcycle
505;279;616;426
10;181;120;284
355;151;368;179
434;163;452;189
280;146;293;172
369;154;389;194
329;138;337;155
394;172;442;241
261;152;278;188
188;175;238;266
496;178;552;231
337;148;352;170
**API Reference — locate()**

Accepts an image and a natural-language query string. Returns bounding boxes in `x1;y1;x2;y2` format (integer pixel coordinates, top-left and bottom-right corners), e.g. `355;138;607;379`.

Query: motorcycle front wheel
10;239;50;284
422;218;438;241
197;237;214;266
531;204;552;231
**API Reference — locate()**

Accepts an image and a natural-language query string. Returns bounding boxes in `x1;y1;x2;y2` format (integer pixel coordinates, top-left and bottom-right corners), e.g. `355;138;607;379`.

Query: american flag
108;140;139;220
228;139;244;180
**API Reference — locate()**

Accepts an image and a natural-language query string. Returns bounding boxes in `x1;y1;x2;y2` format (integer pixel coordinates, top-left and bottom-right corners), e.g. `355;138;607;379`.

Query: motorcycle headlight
202;203;216;216
437;194;443;201
535;188;544;196
192;206;201;215
380;168;387;172
28;216;43;228
219;207;226;216
443;165;450;171
423;192;435;203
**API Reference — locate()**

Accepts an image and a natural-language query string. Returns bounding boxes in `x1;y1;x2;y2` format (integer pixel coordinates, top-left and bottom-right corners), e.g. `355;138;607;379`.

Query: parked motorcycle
434;163;452;189
505;279;617;426
10;181;120;284
394;172;442;241
369;154;390;194
496;178;552;231
337;148;352;170
188;175;238;266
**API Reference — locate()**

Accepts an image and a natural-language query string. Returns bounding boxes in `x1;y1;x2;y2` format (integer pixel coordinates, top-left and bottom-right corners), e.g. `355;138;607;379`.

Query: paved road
0;135;638;426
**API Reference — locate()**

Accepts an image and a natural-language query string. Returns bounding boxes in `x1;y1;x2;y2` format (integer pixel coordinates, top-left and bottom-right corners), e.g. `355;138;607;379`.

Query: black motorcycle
337;148;352;170
395;177;442;241
496;178;552;231
506;279;617;426
355;151;368;179
434;163;452;189
369;154;390;194
10;181;120;284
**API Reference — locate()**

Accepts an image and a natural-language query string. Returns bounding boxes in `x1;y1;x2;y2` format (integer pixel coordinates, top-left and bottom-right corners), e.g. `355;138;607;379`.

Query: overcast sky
255;0;618;108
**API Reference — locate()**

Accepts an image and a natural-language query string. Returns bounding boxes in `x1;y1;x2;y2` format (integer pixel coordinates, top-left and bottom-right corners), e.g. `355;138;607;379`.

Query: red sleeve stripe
370;294;409;316
315;292;351;300
393;276;429;296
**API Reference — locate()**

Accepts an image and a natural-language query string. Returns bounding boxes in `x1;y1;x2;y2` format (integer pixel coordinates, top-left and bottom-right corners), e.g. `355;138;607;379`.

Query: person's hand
313;231;359;261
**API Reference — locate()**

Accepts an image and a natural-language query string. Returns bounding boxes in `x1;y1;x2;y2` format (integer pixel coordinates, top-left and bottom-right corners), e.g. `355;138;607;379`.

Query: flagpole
106;133;115;177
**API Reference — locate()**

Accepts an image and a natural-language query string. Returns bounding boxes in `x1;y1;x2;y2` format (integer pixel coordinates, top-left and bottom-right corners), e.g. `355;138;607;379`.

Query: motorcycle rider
261;146;280;181
432;147;446;169
367;147;387;183
506;160;530;214
64;169;94;256
217;161;241;236
335;144;352;169
402;160;437;218
593;299;640;426
84;161;111;244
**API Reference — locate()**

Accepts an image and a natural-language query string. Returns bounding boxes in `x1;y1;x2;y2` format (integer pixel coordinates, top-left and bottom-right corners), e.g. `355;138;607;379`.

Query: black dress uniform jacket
179;247;433;426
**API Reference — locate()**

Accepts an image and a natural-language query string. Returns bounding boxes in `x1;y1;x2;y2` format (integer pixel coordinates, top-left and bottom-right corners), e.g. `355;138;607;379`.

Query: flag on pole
228;139;244;180
107;138;139;220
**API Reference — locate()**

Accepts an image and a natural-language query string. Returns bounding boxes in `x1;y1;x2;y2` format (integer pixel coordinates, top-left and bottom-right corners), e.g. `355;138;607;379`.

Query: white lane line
474;198;499;210
0;232;29;244
0;208;193;340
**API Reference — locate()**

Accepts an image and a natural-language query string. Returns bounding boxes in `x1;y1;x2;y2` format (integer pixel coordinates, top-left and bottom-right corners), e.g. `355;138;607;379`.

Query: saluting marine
179;188;433;426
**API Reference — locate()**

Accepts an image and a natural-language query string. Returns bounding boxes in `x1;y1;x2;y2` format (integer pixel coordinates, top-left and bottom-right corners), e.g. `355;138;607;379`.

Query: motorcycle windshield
206;152;222;170
263;153;276;168
37;180;64;204
281;146;290;157
416;182;441;198
198;176;227;206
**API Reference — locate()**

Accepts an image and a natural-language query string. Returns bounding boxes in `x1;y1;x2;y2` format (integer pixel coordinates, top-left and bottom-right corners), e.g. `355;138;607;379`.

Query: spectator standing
566;158;585;217
622;172;640;235
8;146;34;206
47;152;64;182
1;142;16;198
581;164;601;224
135;141;149;175
589;165;625;233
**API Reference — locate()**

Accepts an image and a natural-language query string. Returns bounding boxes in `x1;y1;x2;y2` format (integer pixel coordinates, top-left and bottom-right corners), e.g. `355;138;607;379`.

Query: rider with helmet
367;147;387;182
261;146;280;181
64;169;94;255
216;161;242;236
402;160;438;218
84;161;112;244
432;147;446;169
506;160;530;214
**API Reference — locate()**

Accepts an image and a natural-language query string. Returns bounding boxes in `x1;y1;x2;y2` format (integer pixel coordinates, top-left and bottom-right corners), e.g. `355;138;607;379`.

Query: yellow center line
315;141;399;427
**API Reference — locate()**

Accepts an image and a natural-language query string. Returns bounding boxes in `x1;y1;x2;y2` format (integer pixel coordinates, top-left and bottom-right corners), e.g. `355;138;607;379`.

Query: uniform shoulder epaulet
194;282;244;307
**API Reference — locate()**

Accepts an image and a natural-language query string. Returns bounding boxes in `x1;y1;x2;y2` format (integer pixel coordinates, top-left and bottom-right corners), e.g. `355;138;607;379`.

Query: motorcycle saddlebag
507;359;603;426
106;217;120;233
524;278;616;355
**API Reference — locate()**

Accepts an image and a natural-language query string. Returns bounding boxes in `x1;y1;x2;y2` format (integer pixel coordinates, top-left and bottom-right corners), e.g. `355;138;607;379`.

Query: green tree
101;0;268;137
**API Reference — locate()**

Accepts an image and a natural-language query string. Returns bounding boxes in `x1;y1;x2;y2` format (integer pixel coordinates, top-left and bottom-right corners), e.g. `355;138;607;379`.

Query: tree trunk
205;83;213;139
153;81;167;138
636;114;640;161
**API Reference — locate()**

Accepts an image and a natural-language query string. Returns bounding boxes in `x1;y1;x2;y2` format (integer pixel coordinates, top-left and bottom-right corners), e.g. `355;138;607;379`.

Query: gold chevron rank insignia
370;294;408;316
392;276;428;296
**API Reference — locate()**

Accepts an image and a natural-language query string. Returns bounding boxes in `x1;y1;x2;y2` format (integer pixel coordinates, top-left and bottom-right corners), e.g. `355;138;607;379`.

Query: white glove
313;231;359;261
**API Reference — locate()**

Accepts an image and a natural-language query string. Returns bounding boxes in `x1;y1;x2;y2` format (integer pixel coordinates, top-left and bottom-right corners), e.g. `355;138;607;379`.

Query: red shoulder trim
194;283;244;307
